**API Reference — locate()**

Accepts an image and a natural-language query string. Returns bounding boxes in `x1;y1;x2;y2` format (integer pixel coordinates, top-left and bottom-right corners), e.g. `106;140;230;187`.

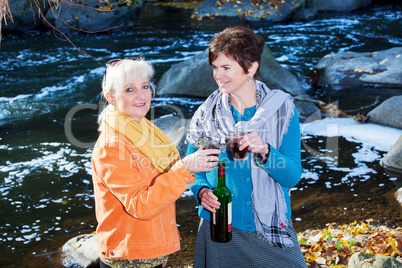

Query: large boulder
313;0;371;12
157;49;214;98
44;0;144;34
366;96;402;129
157;47;306;98
192;0;305;23
382;135;402;174
309;47;402;89
61;234;99;268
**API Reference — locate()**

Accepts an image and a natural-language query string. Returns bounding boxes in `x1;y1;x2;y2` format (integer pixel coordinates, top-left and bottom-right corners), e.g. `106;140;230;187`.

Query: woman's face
108;75;152;123
212;53;249;96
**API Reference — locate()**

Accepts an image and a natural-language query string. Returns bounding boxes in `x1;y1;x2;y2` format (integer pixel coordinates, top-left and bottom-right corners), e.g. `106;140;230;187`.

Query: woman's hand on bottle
240;132;270;159
198;188;220;212
182;148;220;173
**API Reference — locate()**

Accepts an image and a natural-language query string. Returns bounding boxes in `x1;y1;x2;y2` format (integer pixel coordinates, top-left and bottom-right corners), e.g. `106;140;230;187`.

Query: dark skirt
193;219;306;268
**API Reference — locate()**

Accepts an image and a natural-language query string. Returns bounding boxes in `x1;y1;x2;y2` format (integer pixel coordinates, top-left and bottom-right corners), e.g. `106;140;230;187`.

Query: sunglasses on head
106;57;142;68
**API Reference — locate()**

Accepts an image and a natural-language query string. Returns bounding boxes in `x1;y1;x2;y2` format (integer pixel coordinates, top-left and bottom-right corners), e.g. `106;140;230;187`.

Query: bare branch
30;0;93;57
344;96;380;113
0;0;14;47
295;95;381;122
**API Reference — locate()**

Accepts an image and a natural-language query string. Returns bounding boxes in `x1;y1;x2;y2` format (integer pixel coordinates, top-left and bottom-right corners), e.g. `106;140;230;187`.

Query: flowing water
0;3;401;267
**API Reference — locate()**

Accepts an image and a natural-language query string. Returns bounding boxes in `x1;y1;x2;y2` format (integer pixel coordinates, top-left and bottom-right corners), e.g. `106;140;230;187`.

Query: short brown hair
209;26;265;79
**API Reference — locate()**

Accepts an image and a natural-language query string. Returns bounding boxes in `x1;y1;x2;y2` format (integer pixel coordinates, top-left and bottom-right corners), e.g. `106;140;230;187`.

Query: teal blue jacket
186;105;302;232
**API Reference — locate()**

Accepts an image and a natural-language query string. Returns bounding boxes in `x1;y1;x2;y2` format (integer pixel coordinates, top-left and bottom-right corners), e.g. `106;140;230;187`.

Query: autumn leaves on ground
298;220;402;267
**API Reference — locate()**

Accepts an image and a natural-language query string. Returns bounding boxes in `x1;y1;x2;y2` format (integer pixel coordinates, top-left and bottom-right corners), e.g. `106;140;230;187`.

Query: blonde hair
98;57;156;129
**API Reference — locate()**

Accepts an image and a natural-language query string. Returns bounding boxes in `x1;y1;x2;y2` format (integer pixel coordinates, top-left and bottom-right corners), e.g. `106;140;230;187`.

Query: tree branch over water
294;96;380;121
0;0;129;55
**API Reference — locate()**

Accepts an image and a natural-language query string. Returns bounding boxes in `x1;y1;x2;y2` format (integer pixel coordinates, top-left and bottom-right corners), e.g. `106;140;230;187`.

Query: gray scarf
186;80;295;247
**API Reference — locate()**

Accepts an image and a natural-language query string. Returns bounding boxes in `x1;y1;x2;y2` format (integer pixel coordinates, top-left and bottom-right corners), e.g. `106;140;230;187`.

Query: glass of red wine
202;136;221;157
226;132;248;161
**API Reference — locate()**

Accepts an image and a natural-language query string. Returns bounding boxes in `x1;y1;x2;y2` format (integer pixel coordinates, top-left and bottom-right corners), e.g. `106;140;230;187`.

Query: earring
248;76;252;82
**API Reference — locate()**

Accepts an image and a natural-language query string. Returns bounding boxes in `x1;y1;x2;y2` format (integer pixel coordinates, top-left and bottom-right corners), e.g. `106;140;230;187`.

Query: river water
0;3;401;267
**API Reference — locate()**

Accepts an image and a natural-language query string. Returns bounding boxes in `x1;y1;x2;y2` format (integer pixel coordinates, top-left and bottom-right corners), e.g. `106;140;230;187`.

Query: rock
313;0;371;12
157;47;306;98
153;115;190;157
261;45;306;96
61;234;99;268
157;49;214;98
395;188;402;207
348;252;402;268
366;96;402;129
293;0;318;21
2;0;50;33
3;0;144;34
309;47;402;89
382;134;402;173
44;0;144;34
192;0;305;23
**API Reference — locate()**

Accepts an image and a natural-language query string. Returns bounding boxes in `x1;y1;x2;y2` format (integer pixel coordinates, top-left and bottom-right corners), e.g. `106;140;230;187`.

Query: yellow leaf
61;199;68;205
73;16;79;20
355;67;365;73
379;58;388;65
306;252;318;261
389;238;402;255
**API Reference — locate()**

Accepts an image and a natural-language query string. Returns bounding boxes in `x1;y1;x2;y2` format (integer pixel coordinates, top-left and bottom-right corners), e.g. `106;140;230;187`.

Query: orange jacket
91;126;195;260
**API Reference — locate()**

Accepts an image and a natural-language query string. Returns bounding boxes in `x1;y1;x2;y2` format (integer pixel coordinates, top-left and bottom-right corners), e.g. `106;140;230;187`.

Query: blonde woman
92;57;220;268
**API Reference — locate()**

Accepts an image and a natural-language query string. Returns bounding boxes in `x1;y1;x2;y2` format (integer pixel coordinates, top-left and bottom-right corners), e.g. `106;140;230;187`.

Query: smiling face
107;74;152;123
212;53;253;96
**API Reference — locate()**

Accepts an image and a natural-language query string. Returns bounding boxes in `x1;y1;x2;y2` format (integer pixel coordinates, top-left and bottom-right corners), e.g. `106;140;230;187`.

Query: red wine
230;136;248;160
210;161;232;243
203;137;220;157
203;144;220;150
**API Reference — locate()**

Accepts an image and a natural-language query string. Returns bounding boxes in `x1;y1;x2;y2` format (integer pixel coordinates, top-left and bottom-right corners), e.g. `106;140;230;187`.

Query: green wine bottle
210;161;232;243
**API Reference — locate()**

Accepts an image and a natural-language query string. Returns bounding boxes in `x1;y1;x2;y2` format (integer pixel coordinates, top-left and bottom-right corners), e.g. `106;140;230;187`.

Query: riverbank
168;220;402;268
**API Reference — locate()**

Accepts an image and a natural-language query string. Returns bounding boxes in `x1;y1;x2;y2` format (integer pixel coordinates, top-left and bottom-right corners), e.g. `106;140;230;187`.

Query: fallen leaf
379;58;388;64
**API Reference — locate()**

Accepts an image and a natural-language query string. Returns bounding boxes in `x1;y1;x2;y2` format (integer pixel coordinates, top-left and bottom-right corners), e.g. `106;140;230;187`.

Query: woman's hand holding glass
182;148;220;173
239;132;270;160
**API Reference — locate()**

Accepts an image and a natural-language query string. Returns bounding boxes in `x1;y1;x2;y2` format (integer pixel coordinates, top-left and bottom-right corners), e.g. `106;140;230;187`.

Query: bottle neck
218;165;226;188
